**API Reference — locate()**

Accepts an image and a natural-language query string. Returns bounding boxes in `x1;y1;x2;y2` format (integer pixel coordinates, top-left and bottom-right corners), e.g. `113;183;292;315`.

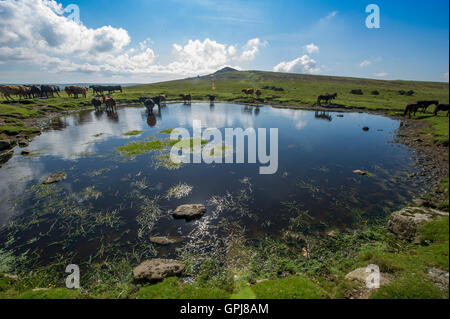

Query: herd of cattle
0;84;123;101
1;83;448;117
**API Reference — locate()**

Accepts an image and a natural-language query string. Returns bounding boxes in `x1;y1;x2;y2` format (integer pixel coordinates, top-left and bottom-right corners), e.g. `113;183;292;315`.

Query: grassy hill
121;68;449;111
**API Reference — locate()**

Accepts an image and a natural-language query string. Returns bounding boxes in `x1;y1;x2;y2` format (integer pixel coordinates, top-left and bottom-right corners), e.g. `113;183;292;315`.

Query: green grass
115;139;171;157
251;276;326;299
133;277;230;299
123;130;143;136
370;275;445;299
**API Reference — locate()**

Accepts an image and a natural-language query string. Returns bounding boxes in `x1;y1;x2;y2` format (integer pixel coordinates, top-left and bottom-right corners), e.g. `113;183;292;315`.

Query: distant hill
126;69;449;111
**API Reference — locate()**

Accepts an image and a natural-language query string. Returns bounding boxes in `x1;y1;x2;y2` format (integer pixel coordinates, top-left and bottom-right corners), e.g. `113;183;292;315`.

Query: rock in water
149;236;184;245
353;169;367;176
0;150;13;167
172;204;206;221
133;259;185;282
388;207;449;241
0;140;13;151
42;172;67;184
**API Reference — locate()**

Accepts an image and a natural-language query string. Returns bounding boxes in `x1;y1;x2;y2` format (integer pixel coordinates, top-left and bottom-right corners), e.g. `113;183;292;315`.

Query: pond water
0;103;429;267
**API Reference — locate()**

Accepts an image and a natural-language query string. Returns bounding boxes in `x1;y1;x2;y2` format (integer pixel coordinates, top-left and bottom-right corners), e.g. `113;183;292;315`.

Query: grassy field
1;68;448;144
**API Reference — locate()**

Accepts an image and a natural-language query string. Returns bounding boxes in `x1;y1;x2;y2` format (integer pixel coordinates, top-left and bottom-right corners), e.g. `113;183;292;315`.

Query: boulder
172;204;206;221
149;236;184;245
0;140;13;151
362;127;370;131
345;267;392;287
0;150;13;166
42;172;67;184
353;169;367;176
388;207;449;241
428;267;449;291
132;258;184;282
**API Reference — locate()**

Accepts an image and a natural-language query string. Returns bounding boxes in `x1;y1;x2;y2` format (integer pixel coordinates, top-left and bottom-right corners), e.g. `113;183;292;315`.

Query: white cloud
321;11;338;21
303;43;319;54
273;55;321;74
359;60;372;67
238;38;266;61
444;72;449;81
0;0;265;79
373;72;388;77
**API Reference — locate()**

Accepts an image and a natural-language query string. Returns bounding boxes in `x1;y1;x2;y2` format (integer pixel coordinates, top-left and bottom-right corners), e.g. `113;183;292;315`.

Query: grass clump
123;130;143;136
116;140;167;157
252;276;326;299
134;277;230;299
370;275;444;299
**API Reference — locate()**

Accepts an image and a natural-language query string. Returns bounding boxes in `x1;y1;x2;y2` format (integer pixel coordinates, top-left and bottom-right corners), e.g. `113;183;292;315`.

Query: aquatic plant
123;130;143;136
166;183;193;200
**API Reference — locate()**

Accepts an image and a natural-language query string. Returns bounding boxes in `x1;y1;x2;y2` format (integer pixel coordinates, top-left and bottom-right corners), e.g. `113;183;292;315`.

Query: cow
102;95;117;111
206;94;216;102
180;94;192;104
0;85;22;101
91;98;102;110
139;97;156;113
434;104;449;117
65;85;87;98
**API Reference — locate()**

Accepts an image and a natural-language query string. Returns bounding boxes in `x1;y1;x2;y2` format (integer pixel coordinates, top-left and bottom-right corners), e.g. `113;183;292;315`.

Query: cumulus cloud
273;55;321;74
238;38;267;61
0;0;265;79
303;43;319;54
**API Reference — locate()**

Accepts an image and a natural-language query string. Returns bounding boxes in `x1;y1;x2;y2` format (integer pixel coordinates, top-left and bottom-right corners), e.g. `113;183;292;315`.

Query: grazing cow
0;85;22;101
404;102;422;118
102;95;117;111
417;100;439;113
317;93;337;106
434;104;449;117
91;98;102;110
65;85;87;98
206;94;216;102
180;94;192;104
139;97;156;113
241;88;254;96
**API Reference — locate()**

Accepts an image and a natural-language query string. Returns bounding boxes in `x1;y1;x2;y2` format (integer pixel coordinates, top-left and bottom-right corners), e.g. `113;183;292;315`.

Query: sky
0;0;448;84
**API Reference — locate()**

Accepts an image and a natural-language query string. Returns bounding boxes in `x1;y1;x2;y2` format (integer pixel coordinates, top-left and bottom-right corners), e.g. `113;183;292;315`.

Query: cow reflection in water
314;111;332;122
106;109;119;122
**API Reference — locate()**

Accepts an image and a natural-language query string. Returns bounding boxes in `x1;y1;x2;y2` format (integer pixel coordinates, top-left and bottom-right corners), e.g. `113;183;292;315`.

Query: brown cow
180;94;192;104
102;95;117;111
65;85;87;98
0;85;22;100
241;88;254;96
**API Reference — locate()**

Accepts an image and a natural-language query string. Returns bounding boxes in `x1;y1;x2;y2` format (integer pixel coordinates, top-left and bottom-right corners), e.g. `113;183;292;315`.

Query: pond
0;103;429;268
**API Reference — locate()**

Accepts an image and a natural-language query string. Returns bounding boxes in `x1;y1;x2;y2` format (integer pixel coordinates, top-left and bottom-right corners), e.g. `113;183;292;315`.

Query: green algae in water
154;153;183;170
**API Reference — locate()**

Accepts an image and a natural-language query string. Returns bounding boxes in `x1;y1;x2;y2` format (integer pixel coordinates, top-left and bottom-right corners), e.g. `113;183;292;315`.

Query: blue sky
0;0;448;83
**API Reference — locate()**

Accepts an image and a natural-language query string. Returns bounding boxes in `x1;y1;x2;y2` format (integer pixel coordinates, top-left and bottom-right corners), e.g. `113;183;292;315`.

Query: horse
255;90;262;98
315;111;332;122
180;94;192;104
417;100;439;113
91;98;102;110
434;104;449;117
102;95;117;111
404;102;422;118
0;85;21;101
317;93;337;106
